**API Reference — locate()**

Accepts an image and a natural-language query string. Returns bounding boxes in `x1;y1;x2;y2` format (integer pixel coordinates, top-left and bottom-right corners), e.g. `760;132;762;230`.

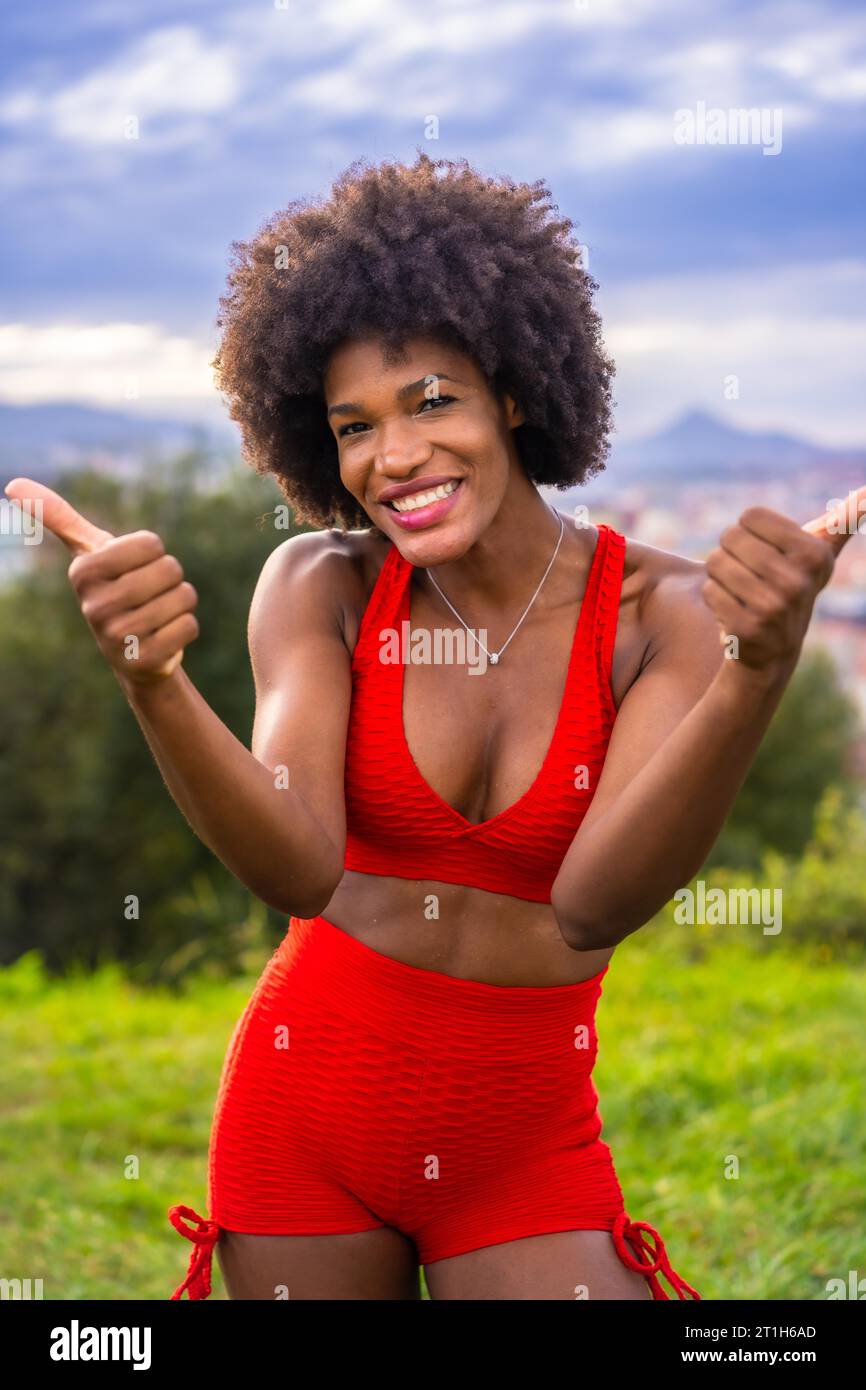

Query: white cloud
599;260;866;445
0;25;241;146
0;321;220;411
2;0;864;181
762;18;866;103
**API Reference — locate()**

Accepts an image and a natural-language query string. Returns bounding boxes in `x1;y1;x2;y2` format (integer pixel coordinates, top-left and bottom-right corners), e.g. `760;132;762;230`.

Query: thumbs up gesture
4;477;199;685
702;484;865;675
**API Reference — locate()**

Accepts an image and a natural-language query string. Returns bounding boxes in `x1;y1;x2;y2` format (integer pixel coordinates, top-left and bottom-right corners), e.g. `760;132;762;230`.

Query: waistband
281;914;609;1030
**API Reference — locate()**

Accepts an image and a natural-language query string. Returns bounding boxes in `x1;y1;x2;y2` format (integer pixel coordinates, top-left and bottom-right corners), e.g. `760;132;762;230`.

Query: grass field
1;926;862;1301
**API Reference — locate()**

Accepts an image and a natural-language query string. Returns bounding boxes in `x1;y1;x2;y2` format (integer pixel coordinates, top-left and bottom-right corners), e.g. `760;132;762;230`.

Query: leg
424;1229;653;1301
217;1225;421;1300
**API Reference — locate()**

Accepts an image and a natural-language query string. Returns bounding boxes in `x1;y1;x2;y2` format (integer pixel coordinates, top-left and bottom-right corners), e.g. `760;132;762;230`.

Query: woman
7;152;852;1301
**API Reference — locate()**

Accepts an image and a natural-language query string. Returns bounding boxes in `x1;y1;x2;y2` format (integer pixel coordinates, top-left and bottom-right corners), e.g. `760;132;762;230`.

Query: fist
4;477;199;685
702;487;865;674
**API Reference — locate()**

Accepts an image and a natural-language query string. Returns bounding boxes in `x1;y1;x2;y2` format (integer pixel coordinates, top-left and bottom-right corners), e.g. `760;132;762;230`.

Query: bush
664;784;866;954
0;457;300;981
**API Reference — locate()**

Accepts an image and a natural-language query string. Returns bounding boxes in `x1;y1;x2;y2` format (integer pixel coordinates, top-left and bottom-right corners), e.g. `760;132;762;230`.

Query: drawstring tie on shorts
168;1205;220;1300
613;1211;701;1300
166;1203;700;1301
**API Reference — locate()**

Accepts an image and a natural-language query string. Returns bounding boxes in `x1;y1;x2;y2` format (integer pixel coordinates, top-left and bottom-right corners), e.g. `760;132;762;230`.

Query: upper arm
247;530;354;866
579;559;726;829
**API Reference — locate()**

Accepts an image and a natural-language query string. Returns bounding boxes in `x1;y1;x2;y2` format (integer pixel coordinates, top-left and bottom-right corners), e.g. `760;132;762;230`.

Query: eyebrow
326;373;465;420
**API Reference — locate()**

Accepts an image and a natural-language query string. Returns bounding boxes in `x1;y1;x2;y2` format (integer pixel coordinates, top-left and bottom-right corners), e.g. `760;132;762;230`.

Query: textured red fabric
343;523;627;903
168;915;700;1300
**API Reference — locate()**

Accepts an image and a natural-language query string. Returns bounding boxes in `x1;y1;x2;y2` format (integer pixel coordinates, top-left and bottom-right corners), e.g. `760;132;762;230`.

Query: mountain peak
608;408;864;479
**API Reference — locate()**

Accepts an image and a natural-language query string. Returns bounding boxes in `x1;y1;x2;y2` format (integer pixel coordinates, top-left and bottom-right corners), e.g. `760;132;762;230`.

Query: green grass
1;931;862;1300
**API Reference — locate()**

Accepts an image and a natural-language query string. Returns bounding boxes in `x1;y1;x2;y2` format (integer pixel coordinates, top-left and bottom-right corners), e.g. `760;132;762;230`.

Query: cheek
338;451;365;494
459;411;509;459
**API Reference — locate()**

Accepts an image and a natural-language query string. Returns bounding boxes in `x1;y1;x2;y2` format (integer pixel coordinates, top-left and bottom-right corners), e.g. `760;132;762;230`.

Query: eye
338;394;456;439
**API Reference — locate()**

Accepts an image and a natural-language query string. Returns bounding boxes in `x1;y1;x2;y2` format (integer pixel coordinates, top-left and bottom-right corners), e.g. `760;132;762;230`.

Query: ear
500;388;525;429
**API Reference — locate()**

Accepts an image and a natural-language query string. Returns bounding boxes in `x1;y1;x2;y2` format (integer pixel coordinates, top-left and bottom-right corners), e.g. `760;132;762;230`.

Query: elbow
282;891;333;919
559;918;622;953
268;883;339;920
289;874;343;920
288;839;346;919
263;859;344;921
551;886;629;952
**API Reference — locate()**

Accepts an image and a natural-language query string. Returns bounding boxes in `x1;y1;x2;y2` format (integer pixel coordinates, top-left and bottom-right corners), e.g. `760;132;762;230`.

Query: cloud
0;321;220;414
1;1;864;449
599;259;866;445
2;0;865;183
762;17;866;103
0;25;241;147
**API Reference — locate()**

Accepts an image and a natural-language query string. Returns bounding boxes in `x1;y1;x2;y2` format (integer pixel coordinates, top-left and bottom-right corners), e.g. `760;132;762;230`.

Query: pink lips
385;478;465;530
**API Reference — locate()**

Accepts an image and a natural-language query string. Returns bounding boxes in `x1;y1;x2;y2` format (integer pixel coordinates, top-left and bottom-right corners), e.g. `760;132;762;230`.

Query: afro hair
213;149;615;530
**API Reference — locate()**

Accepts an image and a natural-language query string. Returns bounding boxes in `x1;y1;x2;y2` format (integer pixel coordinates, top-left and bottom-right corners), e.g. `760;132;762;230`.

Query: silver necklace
423;506;565;665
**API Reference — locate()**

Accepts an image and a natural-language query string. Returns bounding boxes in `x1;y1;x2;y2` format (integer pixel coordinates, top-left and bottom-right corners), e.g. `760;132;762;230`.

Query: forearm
114;665;342;917
551;657;795;949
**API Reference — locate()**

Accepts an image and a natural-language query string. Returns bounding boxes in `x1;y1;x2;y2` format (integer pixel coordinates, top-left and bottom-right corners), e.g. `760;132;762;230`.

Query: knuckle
766;593;788;620
67;556;89;590
718;525;739;549
757;585;787;619
134;529;166;557
162;554;184;584
181;580;197;605
806;537;834;580
782;567;811;602
81;595;108;625
103;618;127;643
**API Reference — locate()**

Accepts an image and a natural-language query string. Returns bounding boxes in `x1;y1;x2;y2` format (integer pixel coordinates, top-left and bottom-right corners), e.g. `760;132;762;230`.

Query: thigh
217;1225;421;1300
424;1230;652;1301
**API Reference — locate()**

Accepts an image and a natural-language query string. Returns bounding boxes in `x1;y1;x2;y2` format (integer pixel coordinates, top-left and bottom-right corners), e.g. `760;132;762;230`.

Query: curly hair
213;149;615;531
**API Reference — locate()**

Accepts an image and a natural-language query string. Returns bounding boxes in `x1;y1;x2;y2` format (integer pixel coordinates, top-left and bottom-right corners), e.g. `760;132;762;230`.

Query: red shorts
168;914;699;1300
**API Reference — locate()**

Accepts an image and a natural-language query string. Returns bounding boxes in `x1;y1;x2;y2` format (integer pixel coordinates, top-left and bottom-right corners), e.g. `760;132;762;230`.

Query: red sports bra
343;522;627;903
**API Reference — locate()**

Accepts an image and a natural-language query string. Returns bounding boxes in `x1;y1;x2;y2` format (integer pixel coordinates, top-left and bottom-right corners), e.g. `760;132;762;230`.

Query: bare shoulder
623;533;708;609
619;532;721;674
249;524;390;653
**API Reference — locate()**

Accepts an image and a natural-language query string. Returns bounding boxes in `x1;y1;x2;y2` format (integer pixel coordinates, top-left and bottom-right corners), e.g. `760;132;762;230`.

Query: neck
425;475;567;608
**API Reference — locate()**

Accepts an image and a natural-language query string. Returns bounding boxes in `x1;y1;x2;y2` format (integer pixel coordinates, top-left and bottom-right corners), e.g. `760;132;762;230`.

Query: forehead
323;333;484;397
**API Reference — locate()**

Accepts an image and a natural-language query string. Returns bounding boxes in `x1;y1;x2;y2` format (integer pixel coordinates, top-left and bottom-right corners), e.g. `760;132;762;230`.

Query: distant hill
606;409;866;480
0;401;238;483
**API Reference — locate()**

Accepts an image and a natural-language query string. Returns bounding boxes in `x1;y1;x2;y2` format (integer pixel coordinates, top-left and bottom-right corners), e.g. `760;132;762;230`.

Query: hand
702;485;866;678
4;477;199;686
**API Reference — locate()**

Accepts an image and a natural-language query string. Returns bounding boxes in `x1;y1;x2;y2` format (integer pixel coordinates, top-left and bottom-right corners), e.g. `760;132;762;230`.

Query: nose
372;415;434;476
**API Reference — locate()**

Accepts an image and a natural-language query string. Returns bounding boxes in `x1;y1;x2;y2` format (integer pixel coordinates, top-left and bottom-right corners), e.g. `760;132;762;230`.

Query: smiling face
323;333;525;564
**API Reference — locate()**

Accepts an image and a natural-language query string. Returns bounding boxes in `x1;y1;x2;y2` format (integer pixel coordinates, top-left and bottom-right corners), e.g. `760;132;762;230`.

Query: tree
705;647;862;871
0;459;308;983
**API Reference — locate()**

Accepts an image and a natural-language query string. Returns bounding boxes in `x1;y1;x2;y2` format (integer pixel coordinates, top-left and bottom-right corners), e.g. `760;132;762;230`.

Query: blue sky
1;0;865;444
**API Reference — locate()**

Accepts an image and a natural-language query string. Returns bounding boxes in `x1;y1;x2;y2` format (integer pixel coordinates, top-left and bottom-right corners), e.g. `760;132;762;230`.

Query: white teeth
391;479;459;513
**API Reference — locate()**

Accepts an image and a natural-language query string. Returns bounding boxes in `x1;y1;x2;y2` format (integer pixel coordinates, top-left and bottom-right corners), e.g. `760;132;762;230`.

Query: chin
398;528;480;569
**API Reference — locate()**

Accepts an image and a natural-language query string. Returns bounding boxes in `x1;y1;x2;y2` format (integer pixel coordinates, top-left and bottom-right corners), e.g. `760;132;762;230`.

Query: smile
390;479;460;512
383;477;465;531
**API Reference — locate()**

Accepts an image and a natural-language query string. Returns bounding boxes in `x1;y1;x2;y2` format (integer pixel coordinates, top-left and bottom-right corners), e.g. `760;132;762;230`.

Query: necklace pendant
423;506;564;673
